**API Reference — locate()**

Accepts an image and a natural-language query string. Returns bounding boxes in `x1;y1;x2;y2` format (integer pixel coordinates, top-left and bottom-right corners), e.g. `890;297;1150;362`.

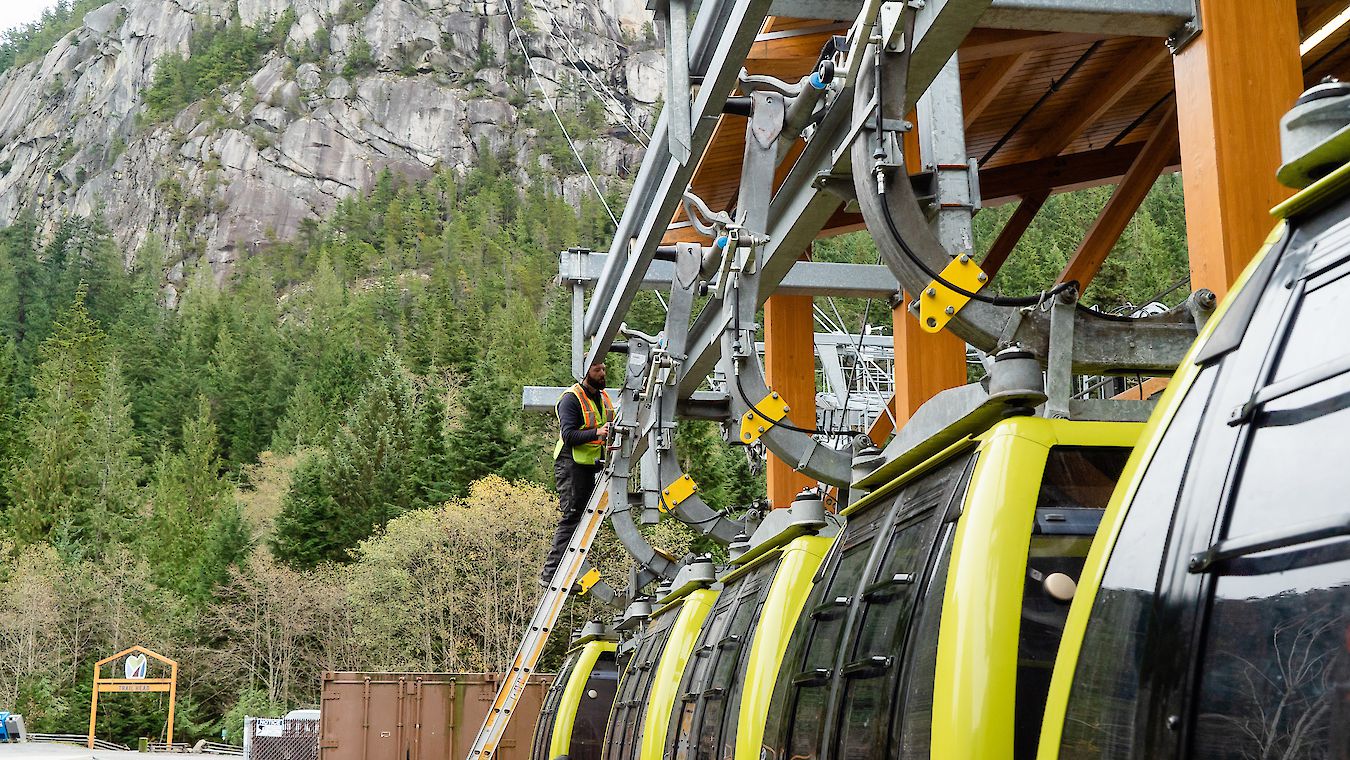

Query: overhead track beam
559;251;901;299
583;0;775;361
978;0;1192;37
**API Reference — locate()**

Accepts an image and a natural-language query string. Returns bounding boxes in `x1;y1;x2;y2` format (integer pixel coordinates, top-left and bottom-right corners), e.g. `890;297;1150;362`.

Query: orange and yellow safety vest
553;384;614;465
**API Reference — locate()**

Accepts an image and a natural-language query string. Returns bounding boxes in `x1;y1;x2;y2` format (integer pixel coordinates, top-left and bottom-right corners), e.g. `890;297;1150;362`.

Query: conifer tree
74;357;143;557
272;351;425;567
447;366;529;496
144;397;243;599
413;376;453;505
6;291;106;549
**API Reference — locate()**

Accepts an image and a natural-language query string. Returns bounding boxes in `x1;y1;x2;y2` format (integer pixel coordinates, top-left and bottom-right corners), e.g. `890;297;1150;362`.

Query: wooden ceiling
661;1;1350;245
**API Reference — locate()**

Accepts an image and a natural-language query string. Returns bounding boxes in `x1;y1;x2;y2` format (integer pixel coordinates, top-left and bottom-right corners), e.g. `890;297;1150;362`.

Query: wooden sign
88;646;178;748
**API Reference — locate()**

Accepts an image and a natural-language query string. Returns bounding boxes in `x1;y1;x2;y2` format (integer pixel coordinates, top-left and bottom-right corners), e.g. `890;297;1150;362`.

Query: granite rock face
0;0;661;282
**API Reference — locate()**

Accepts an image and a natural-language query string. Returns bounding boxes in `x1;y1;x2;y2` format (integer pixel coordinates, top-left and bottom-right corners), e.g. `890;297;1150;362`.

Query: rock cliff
0;0;661;283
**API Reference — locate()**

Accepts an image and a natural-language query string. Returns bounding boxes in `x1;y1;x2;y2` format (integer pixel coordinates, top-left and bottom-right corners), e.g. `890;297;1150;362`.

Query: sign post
88;646;178;749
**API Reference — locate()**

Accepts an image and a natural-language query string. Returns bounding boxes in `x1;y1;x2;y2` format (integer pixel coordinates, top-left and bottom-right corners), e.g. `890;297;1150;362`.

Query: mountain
0;0;661;290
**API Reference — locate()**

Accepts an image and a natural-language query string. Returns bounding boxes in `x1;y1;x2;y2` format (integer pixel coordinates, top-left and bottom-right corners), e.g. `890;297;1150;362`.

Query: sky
0;0;60;33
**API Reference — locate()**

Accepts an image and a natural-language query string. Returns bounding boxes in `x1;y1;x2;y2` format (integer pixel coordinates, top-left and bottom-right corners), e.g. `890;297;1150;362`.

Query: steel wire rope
504;0;620;227
539;24;650;147
536;5;652;146
537;4;650;134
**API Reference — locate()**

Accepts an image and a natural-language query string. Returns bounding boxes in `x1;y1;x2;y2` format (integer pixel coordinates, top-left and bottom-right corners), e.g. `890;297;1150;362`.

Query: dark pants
542;456;601;583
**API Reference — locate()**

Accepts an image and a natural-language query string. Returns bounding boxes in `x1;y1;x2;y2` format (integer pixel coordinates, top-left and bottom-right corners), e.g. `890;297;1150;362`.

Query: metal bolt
926;287;937;297
757;426;765;433
977;273;988;283
771;392;779;399
926;317;937;328
663;489;670;495
944;306;954;315
743;433;751;440
959;254;969;263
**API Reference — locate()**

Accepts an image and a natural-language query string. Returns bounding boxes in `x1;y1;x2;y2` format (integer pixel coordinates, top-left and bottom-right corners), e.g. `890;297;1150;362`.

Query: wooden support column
1060;107;1180;288
1174;0;1301;297
889;71;968;430
892;301;968;426
764;293;817;508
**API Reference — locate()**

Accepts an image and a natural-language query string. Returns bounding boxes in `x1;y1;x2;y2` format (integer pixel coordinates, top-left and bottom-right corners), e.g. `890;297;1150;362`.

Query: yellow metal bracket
660;474;699;513
917;254;988;333
577;567;602;594
739;391;790;444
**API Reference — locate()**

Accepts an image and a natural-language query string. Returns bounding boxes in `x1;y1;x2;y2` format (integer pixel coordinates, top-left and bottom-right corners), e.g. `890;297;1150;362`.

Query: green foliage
447;367;531;496
342;34;375;78
271;352;447;567
142;9;295;124
222;689;284;744
143;397;250;600
972;174;1190;308
0;0;110;75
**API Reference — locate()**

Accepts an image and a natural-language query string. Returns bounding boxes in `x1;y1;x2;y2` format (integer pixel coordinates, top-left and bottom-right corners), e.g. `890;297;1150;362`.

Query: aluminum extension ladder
466;478;611;759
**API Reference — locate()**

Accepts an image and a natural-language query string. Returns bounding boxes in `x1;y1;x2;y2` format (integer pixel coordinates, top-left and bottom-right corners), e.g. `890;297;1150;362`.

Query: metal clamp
659;474;699;512
739;390;791;443
917;254;988;333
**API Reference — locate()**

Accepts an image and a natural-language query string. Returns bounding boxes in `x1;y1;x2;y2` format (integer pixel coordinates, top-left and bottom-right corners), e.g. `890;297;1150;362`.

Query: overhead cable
503;0;620;227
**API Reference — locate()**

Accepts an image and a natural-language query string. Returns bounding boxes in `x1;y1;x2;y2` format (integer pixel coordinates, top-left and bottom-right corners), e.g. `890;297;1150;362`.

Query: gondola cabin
530;624;620;760
1037;83;1350;760
664;495;840;760
599;561;718;760
760;414;1141;760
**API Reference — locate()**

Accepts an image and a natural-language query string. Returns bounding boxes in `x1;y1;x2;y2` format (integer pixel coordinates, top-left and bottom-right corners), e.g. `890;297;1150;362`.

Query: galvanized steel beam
560;250;900;299
582;0;775;365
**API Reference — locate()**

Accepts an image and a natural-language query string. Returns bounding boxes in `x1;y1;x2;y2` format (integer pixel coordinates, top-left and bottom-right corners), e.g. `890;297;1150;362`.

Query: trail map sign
88;646;178;748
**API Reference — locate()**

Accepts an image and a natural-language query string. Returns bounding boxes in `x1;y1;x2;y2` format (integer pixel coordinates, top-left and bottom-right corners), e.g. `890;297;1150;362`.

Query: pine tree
447;367;529;496
413;376;453;505
272;351;423;567
74;357;143;557
143;397;241;599
5;291;106;549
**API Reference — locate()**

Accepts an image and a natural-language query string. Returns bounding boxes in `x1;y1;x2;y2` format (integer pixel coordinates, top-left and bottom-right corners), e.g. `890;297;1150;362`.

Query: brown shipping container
319;672;554;760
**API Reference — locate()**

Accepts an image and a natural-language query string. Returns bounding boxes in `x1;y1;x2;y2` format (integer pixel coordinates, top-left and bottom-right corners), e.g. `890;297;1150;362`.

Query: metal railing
28;733;131;751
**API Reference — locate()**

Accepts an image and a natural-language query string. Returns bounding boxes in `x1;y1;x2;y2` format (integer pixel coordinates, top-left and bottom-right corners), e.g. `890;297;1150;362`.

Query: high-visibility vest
553;384;614;465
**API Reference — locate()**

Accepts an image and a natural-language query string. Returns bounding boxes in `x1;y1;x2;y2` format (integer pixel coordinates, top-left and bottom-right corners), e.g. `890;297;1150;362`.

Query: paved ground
0;743;224;760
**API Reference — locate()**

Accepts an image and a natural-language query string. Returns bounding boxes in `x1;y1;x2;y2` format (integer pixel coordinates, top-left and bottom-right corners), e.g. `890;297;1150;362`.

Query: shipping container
319;672;553;760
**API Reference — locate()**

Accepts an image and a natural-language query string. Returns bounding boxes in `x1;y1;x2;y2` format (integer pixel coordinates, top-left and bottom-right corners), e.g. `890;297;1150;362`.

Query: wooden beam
1112;377;1169;400
1060;106;1180;289
867;393;898;445
982;191;1048;276
1300;0;1350;41
1174;0;1301;298
963;51;1035;128
1031;42;1172;158
764;292;817;508
959;29;1105;61
978;142;1180;206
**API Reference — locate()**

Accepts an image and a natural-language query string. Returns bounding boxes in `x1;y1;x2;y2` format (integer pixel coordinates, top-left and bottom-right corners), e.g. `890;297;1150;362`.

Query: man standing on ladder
541;360;613;588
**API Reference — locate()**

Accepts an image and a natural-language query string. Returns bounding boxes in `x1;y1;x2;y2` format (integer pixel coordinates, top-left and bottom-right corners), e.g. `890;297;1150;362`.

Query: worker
541;360;613;588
